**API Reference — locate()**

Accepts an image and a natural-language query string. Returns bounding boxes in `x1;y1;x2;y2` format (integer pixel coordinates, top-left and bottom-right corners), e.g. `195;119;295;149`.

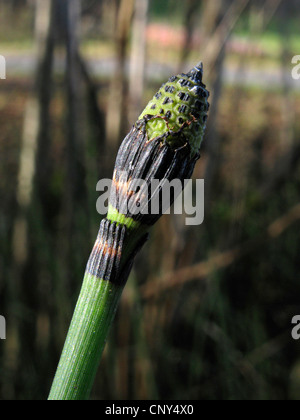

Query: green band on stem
107;204;142;231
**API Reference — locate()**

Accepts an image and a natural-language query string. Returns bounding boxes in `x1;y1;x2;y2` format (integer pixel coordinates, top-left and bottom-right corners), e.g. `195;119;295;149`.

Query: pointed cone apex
195;61;203;72
187;62;204;83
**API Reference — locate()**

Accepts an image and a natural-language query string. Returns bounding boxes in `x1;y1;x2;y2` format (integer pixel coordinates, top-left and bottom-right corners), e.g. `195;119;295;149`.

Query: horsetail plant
48;62;210;400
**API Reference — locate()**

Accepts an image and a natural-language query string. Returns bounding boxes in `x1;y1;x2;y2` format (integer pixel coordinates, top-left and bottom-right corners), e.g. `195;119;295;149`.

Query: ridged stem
48;218;146;400
48;273;123;400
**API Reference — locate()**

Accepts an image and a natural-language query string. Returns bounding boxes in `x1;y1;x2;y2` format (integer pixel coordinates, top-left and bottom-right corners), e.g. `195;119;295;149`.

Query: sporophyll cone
107;62;210;229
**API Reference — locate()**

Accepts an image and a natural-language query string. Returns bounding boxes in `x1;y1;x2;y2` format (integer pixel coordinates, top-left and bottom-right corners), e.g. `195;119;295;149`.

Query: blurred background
0;0;300;400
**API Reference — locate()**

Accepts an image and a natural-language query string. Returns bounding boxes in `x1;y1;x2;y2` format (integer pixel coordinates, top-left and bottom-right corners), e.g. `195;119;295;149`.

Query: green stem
48;273;123;400
48;218;147;400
